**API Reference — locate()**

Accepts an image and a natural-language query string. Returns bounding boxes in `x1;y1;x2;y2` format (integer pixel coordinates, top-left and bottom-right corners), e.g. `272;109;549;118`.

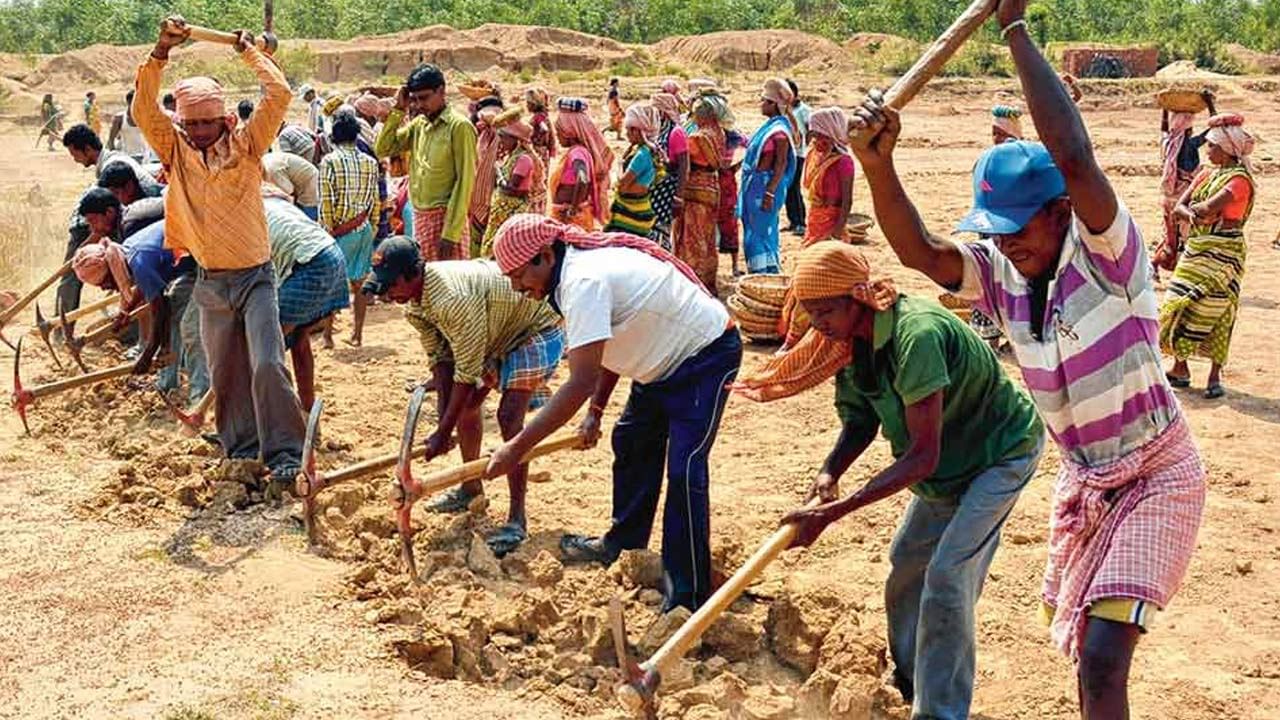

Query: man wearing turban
134;15;305;492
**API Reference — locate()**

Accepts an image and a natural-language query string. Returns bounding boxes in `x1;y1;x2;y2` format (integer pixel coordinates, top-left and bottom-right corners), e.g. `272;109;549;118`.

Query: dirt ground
1;61;1279;720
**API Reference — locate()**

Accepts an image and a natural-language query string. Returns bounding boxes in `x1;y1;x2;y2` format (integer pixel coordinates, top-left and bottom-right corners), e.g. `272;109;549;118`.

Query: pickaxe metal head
156;387;207;432
297;397;324;544
61;307;89;374
10;338;32;435
393;384;428;579
33;303;63;370
610;596;660;719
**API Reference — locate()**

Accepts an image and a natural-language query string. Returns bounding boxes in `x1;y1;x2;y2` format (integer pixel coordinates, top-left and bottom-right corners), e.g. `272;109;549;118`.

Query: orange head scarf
734;242;897;402
174;76;227;121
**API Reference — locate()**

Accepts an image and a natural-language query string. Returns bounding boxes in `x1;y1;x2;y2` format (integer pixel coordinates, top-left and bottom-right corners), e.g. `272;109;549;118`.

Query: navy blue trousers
603;329;742;611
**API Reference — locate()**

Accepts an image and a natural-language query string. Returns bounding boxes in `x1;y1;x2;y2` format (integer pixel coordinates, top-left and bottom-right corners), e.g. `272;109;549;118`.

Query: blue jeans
886;436;1044;720
156;273;210;405
603;329;742;611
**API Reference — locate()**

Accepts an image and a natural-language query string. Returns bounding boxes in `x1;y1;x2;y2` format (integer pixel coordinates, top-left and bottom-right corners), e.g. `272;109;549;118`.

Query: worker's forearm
589;369;620;415
513;372;597;452
822;425;873;480
1006;28;1091;171
434;381;476;440
861;158;947;275
841;449;935;514
374;110;407;158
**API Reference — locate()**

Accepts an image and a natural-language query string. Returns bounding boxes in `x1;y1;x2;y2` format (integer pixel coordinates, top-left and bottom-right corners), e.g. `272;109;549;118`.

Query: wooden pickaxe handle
642;499;819;678
0;261;71;326
29;293;119;335
884;0;999;110
401;433;585;505
27;361;137;399
75;304;149;347
186;24;275;53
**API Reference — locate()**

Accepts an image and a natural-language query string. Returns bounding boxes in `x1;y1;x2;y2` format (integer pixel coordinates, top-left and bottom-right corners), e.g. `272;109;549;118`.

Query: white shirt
556;246;729;384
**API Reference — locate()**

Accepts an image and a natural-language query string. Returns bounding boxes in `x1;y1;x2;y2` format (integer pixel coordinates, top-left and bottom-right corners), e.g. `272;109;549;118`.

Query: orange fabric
72;239;136;312
735;242;897;402
1221;176;1252;221
134;49;291;270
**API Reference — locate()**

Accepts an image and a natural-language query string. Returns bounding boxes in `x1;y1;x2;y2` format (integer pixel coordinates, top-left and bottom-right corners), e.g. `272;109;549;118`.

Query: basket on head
938;292;974;322
736;274;790;308
1156;89;1208;114
460;81;499;101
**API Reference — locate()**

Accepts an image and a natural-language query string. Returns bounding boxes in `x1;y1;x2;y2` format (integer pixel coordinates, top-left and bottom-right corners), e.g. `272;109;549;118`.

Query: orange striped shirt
133;48;292;270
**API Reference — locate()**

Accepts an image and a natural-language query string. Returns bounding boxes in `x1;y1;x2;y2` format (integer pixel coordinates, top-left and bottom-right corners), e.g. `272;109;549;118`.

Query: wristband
1001;19;1027;39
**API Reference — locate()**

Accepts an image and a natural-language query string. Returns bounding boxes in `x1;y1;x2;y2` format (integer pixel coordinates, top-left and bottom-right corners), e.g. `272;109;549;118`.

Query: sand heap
306;23;640;84
654;29;853;73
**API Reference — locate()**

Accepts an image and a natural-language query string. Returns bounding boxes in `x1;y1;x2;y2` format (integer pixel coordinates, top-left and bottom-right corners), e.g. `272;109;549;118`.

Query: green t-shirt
834;295;1043;500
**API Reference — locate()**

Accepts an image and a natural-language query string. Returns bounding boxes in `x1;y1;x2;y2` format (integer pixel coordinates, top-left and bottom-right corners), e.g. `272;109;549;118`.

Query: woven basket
1156;89;1207;114
737;274;790;307
737;314;782;337
356;85;399;98
729;302;781;331
729;292;782;319
460;83;499;101
741;329;783;344
848;212;874;232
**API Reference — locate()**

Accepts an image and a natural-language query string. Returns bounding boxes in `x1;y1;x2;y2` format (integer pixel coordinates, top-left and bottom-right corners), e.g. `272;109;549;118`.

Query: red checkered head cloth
492;213;708;295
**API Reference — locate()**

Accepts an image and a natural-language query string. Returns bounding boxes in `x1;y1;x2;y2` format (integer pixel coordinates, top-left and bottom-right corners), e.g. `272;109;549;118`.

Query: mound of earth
653;29;852;72
844;32;919;56
1222;43;1280;75
1156;60;1228;80
314;23;641;84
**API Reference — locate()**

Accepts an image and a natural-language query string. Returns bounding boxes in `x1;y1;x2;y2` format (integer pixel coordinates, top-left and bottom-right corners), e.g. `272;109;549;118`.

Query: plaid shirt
319;143;380;233
404;260;560;386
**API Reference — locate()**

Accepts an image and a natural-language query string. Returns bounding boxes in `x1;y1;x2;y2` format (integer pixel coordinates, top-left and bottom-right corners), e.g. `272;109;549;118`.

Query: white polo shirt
556;246;728;384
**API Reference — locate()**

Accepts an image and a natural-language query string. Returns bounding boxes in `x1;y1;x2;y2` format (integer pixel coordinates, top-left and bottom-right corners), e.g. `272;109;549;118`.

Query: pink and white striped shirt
952;202;1178;467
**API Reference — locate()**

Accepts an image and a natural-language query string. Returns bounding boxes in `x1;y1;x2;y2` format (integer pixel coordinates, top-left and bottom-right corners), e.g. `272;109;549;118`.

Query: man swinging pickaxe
10;338;170;435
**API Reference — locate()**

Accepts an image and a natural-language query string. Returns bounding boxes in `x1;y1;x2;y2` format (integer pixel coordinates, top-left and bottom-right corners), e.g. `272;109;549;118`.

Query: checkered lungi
277;243;350;345
412;206;470;262
488;325;563;409
1042;415;1205;659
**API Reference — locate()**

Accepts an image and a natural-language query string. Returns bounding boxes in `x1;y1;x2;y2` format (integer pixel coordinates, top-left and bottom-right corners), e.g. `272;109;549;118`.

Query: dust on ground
2;46;1280;720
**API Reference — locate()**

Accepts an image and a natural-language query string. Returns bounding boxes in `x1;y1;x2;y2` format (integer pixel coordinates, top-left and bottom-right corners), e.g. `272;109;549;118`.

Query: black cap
362;236;420;296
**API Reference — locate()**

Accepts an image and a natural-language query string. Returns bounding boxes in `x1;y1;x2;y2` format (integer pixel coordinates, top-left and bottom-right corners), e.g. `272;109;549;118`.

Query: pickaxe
294;391;428;544
30;294;121;369
63;303;149;373
10;338;168;435
610;0;999;715
157;388;215;433
0;261;72;350
390;428;585;578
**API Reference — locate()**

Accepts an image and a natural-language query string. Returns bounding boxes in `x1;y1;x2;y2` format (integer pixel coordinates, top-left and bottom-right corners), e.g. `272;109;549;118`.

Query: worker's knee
496;396;529;435
1078;624;1134;698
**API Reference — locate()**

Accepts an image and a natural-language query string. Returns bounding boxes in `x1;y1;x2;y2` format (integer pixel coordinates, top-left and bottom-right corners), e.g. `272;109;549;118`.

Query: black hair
330;109;360;144
162;93;175;109
61;123;101;151
97;161;140;191
237;99;255;121
126;89;135;104
406;63;446;93
78;187;121;217
786;79;799;100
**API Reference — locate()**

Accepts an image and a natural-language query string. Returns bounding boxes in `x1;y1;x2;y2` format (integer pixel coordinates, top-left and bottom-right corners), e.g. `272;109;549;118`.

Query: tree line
1;0;1277;72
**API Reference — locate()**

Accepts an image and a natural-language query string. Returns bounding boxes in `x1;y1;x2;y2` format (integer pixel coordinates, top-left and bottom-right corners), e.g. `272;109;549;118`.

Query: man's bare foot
343;336;362;348
322;335;335;350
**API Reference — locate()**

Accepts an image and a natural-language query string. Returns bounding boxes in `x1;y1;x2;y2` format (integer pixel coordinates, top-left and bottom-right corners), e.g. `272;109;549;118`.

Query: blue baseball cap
954;141;1067;236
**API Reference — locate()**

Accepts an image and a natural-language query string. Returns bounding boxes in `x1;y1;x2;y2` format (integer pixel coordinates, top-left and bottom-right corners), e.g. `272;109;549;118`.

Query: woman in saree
549;98;613;231
604;104;665;237
672;94;726;294
479;112;546;258
524;87;556;167
648;92;690;250
738;78;798;274
1160;113;1255;400
468;98;505;255
777;107;854;349
1155;91;1216;274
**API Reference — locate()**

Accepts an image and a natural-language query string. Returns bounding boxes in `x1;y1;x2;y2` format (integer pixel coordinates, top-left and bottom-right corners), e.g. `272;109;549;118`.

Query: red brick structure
1062;46;1159;78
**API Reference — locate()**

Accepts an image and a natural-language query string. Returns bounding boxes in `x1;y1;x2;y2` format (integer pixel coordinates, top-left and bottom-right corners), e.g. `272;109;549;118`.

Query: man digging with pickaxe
69;188;208;401
133;15;304;493
362;236;565;557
